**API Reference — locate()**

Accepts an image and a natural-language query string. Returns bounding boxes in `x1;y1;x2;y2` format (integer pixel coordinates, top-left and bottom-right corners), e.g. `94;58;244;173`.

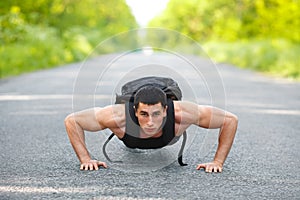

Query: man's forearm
65;115;91;163
213;114;238;165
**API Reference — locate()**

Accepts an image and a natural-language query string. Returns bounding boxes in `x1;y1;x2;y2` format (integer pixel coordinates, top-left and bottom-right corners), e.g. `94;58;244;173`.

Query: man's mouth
145;128;156;133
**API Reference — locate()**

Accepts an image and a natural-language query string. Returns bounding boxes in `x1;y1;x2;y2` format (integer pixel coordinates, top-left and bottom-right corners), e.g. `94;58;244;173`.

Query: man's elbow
226;112;238;127
232;113;238;124
64;113;76;129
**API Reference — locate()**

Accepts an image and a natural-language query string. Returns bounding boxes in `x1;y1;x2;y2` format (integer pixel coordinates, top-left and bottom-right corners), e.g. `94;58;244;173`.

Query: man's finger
206;166;211;173
213;166;218;172
196;164;206;170
94;163;99;170
219;167;222;173
205;166;209;172
89;163;94;170
99;161;108;168
80;164;84;170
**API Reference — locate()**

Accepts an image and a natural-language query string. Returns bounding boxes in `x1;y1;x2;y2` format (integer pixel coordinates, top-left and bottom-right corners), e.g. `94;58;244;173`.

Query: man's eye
153;112;160;116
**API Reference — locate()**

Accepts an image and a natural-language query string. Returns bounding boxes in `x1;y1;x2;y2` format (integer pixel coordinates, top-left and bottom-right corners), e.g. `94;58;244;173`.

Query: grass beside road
204;39;300;80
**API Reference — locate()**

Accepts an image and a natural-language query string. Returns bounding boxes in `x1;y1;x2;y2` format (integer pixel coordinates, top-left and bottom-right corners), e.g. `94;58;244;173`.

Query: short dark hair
134;85;167;109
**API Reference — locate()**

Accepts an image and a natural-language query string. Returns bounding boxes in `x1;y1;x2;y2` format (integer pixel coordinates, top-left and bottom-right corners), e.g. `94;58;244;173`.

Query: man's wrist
213;159;224;166
80;156;91;164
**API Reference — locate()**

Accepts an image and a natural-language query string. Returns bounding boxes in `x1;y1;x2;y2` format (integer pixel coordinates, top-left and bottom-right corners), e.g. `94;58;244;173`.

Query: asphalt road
0;53;299;199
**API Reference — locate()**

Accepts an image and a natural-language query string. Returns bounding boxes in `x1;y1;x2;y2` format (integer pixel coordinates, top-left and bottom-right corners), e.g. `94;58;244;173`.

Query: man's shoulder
98;104;125;119
173;100;198;107
173;100;200;115
99;104;126;130
173;100;196;109
112;103;125;108
110;103;126;114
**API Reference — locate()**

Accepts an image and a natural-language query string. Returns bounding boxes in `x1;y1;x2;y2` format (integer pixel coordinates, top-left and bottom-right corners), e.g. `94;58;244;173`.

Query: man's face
135;102;167;136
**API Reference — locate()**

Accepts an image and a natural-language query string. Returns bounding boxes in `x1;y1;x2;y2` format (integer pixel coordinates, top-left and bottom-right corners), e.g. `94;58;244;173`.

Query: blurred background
0;0;299;80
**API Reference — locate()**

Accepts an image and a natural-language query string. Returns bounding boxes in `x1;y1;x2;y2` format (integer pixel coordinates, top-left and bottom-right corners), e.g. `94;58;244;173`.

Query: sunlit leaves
150;0;300;42
0;0;138;78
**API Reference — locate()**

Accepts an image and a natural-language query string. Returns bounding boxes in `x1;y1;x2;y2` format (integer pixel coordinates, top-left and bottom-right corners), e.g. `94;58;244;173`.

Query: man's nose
147;116;154;126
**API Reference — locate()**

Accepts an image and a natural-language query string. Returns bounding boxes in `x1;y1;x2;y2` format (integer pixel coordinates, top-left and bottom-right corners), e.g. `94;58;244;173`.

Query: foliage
204;39;300;80
0;28;67;77
0;6;26;43
150;0;300;42
0;0;137;36
0;0;138;78
149;0;300;79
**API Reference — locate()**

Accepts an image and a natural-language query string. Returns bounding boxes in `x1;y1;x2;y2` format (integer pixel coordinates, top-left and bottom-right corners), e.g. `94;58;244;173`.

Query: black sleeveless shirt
120;99;179;149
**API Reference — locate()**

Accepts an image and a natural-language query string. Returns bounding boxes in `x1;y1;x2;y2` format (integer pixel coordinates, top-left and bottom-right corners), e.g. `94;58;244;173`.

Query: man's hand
80;160;108;171
196;161;223;173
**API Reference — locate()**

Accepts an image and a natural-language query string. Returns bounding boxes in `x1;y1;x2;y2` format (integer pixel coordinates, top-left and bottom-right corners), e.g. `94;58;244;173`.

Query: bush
0;6;27;44
0;26;67;77
203;39;300;80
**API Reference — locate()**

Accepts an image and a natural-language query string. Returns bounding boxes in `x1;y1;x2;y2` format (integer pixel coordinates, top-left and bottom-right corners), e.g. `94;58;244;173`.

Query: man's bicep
73;107;106;132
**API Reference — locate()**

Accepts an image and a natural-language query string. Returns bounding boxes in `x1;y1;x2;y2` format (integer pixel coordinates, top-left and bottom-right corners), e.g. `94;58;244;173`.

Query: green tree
149;0;300;42
252;0;300;42
0;0;138;78
0;0;137;35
